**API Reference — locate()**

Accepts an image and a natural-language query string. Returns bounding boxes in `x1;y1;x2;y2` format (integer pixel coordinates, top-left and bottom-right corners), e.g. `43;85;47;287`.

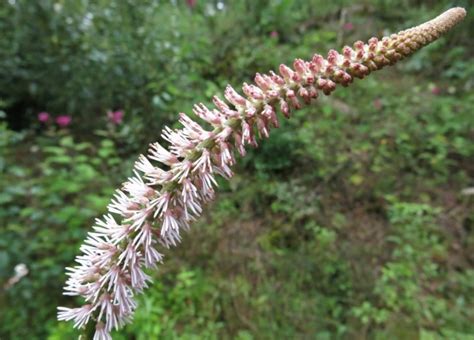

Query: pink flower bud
269;71;285;85
327;50;339;65
289;95;301;109
343;46;353;59
322;79;336;95
312;54;325;66
224;85;246;107
242;82;264;100
317;78;327;89
293;59;307;75
233;132;246;156
286;89;296;98
212;96;229;111
307;86;319;99
254;73;270;91
336;71;353;86
193;103;221;125
354;40;365;51
298;87;311;103
368;37;379;45
266;90;280;99
279;64;294;80
256;117;269;138
241;120;251;142
356;49;365;59
291;73;302;82
262;104;279;128
245;103;257;117
280;99;290;118
341;59;351;68
212;97;238;119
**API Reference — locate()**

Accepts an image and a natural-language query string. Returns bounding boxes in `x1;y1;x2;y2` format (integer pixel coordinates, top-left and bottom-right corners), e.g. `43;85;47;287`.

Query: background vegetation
1;0;473;339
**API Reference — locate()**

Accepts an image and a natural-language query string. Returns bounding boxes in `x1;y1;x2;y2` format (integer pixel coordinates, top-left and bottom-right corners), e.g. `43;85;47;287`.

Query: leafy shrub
0;126;124;339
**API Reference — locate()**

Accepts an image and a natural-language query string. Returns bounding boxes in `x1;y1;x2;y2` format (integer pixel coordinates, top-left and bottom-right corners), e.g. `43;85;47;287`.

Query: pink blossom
56;115;72;127
431;86;441;95
38;112;50;123
270;31;279;38
343;22;354;31
186;0;196;8
107;110;124;125
58;7;467;339
373;98;383;110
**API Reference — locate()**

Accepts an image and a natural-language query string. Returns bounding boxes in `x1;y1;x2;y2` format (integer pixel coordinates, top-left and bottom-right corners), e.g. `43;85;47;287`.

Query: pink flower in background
373;98;383;110
270;31;279;38
107;110;124;125
431;86;441;95
38;112;50;123
343;22;354;31
56;115;72;127
186;0;196;8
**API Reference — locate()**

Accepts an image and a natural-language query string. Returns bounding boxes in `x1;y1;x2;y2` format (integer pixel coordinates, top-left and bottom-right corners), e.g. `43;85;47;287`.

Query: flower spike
59;8;466;339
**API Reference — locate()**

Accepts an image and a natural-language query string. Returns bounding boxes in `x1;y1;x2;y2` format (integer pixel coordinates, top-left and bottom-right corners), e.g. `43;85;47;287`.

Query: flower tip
453;7;466;17
444;7;467;23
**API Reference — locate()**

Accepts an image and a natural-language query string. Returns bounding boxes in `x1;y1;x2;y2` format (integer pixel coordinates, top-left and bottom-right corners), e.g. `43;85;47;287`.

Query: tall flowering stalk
59;8;466;339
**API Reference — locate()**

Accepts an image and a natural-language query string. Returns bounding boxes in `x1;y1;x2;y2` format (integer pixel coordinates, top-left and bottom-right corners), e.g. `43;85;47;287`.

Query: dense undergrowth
1;1;473;339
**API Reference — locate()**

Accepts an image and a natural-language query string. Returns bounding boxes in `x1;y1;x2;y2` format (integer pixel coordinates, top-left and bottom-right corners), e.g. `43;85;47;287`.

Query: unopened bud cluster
58;8;465;340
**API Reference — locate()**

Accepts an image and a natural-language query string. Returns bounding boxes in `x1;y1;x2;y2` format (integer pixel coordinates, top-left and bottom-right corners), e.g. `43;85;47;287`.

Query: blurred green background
1;0;473;339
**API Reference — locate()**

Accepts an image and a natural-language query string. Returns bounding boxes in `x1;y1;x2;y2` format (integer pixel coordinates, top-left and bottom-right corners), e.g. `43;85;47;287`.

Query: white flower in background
3;263;29;290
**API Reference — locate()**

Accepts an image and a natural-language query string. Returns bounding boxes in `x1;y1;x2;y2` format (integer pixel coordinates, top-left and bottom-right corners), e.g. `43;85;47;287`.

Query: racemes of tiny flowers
58;8;466;339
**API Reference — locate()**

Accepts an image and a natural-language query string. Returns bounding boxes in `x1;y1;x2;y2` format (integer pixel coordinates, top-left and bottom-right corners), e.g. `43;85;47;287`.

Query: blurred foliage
0;0;473;339
0;125;125;338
